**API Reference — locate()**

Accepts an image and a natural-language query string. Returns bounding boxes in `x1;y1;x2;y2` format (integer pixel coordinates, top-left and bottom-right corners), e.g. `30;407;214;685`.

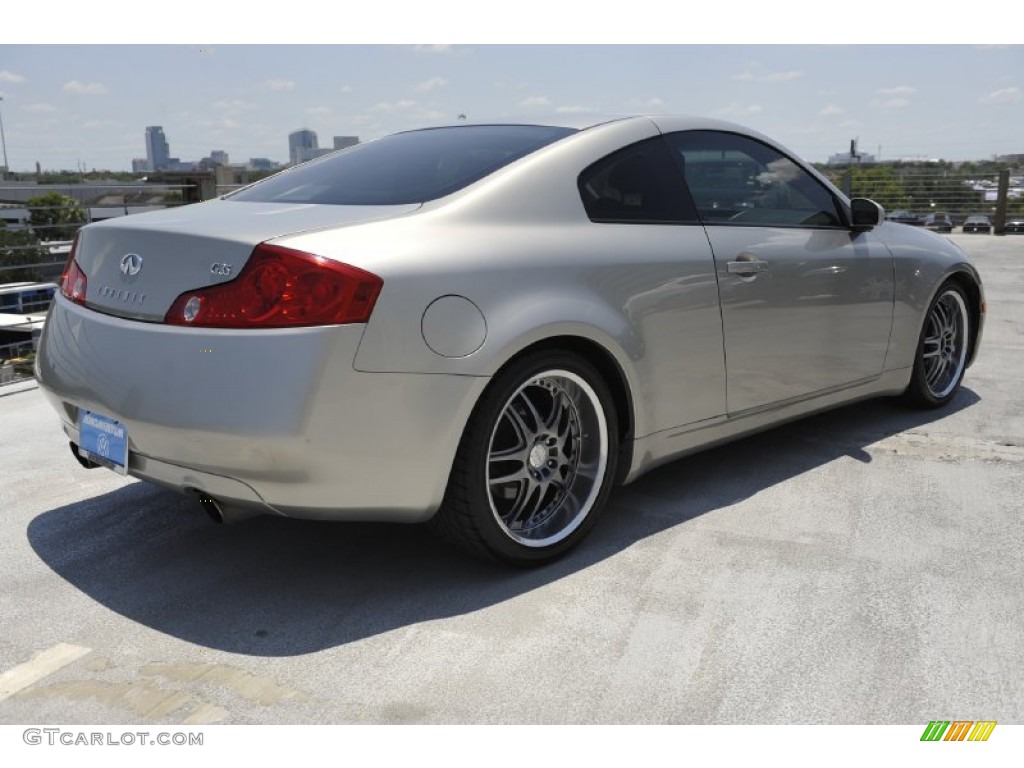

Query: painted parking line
0;643;91;702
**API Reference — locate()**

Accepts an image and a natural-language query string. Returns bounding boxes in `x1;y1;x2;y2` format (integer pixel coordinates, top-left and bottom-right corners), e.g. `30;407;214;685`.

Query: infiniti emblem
120;253;143;276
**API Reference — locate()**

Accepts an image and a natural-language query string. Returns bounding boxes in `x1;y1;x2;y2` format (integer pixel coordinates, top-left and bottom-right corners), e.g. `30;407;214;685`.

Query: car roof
411;113;781;138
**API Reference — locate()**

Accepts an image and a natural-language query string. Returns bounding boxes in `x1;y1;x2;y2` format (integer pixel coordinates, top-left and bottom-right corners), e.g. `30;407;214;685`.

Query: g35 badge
210;263;233;277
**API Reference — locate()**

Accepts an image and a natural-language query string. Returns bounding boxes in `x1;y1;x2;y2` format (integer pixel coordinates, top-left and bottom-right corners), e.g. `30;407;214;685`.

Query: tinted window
578;138;697;224
666;131;844;228
230;125;576;206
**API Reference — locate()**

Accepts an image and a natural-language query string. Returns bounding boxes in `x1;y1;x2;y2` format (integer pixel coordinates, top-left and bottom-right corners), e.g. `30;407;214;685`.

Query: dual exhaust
70;441;260;525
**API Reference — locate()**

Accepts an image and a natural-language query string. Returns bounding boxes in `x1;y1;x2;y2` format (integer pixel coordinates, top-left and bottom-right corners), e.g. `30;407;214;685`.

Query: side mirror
850;198;884;231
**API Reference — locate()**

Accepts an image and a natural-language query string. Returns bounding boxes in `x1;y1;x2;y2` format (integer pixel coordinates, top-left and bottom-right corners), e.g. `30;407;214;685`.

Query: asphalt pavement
1;234;1021;724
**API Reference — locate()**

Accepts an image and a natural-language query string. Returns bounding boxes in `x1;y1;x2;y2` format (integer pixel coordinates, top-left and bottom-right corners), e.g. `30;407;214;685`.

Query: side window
665;131;844;228
578;138;697;224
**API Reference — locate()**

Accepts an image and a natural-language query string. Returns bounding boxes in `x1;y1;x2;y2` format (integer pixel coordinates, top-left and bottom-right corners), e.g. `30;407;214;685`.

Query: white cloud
877;85;915;97
555;105;593;114
414;76;448;92
763;70;803;82
264;78;295;91
22;103;57;113
873;98;910;109
715;103;763;118
372;100;417;112
213;99;255;111
306;106;333;116
819;104;844;116
646;97;665;107
520;96;550;107
63;80;107;95
339;84;353;93
0;70;25;83
979;87;1021;104
732;70;802;83
83;119;115;129
413;45;453;54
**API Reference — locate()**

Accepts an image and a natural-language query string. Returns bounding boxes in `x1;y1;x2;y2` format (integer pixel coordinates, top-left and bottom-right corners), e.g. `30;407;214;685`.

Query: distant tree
0;220;48;282
26;192;86;241
846;166;911;210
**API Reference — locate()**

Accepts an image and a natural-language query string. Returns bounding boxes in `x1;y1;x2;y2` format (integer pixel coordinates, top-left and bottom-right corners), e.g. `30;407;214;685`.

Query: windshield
228;125;577;206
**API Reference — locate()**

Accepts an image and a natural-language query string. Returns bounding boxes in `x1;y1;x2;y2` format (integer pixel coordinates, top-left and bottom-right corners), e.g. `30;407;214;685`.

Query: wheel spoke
520;390;548;433
504;480;542;529
926;357;946;388
544;388;568;432
504;397;536;446
488;455;529;485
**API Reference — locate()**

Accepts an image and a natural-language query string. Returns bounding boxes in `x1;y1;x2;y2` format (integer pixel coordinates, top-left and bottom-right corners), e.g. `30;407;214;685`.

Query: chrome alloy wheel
485;370;608;548
921;288;969;399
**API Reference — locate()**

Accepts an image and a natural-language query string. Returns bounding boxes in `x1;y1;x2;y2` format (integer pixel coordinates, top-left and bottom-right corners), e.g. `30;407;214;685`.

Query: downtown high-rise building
145;126;170;171
289;129;318;165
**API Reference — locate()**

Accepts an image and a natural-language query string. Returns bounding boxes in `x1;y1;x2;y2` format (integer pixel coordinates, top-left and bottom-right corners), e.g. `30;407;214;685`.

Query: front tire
902;281;970;408
432;351;618;565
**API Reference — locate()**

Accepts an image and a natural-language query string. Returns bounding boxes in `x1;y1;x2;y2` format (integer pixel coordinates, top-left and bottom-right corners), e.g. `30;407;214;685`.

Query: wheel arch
943;268;984;368
481;335;636;485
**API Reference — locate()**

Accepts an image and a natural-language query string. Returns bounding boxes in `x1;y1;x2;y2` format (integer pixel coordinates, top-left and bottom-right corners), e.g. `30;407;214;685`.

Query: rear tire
902;281;970;409
431;351;618;565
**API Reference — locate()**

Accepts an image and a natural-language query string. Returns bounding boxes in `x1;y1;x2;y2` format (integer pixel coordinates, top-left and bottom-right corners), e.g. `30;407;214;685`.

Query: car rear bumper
36;295;488;522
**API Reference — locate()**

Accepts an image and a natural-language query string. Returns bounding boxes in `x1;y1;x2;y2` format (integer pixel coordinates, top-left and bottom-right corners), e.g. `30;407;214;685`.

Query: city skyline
0;45;1022;172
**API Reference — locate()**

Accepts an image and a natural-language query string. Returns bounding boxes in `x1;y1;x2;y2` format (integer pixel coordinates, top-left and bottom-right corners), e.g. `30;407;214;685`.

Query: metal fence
0;187;192;385
827;166;1021;230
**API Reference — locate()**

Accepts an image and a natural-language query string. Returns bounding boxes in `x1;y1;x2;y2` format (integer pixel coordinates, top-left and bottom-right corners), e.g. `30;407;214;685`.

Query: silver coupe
36;116;985;565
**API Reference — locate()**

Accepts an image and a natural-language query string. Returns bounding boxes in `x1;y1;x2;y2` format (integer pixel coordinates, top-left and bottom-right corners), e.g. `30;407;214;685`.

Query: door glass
666;131;843;228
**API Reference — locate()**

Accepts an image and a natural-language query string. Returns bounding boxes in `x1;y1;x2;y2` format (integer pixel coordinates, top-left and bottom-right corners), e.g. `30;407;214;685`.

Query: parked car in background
886;210;923;226
35;116;986;565
1005;215;1024;234
922;212;954;233
962;215;992;234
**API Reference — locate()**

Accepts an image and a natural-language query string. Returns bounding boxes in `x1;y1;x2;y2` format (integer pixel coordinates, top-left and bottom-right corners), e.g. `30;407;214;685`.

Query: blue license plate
78;410;129;474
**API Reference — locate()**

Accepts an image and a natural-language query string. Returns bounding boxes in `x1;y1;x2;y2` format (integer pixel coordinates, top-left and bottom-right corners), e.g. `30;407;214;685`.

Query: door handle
727;259;769;276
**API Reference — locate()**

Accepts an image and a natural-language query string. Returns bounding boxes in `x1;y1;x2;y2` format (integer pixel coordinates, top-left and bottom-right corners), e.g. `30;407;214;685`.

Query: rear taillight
60;234;87;305
165;243;383;328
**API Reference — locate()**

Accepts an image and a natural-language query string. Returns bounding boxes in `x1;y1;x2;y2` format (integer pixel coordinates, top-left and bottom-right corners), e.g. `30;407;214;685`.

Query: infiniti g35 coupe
36;116;985;565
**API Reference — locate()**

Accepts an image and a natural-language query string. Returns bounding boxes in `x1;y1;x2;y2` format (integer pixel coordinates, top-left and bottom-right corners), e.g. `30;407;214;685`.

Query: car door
664;130;894;415
577;136;727;433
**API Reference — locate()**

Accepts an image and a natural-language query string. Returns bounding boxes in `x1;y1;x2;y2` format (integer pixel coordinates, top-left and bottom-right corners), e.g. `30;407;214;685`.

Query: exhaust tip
197;495;225;524
69;442;100;469
191;491;262;525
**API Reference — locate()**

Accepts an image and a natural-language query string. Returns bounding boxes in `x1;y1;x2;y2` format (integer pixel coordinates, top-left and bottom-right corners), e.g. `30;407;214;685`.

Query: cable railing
0;186;195;385
826;167;1022;230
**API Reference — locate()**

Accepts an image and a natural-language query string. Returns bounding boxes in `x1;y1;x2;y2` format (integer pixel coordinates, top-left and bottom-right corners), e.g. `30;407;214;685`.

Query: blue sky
1;43;1021;171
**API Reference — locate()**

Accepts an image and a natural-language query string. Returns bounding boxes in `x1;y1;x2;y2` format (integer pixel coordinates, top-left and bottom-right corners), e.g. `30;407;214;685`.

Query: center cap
529;443;548;470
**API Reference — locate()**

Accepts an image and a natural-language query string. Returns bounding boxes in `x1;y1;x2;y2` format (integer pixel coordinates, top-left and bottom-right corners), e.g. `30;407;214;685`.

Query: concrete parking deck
1;234;1021;724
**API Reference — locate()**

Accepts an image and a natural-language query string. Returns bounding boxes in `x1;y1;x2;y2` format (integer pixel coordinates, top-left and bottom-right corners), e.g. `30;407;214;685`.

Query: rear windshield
228;125;577;206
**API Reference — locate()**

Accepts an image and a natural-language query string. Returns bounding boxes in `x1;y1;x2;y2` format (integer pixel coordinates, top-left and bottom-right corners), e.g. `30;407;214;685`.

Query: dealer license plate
78;410;129;475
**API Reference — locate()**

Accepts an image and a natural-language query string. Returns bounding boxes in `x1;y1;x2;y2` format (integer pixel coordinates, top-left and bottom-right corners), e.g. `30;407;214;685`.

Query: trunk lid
74;199;420;321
